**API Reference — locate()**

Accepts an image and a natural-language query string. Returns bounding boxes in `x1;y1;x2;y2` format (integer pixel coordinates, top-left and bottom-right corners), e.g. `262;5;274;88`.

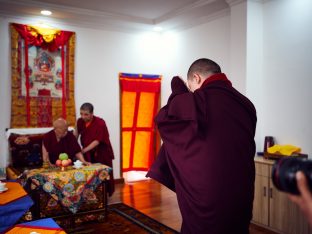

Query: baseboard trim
115;178;125;184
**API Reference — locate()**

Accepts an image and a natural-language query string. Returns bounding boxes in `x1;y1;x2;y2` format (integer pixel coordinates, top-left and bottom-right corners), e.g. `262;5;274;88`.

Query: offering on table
56;153;72;170
73;160;83;169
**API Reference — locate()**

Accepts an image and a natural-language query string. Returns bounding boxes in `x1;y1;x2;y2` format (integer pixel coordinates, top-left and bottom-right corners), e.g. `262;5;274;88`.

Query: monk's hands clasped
171;76;189;94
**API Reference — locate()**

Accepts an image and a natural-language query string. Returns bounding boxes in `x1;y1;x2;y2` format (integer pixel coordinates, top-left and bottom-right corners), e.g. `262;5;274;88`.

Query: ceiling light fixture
41;10;52;16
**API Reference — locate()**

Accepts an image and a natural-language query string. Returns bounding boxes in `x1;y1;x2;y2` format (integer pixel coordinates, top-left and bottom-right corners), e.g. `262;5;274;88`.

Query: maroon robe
147;74;257;234
43;130;81;164
77;116;115;195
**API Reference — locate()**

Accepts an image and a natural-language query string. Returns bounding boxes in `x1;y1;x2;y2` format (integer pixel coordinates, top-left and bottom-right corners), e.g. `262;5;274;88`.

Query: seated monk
42;118;90;166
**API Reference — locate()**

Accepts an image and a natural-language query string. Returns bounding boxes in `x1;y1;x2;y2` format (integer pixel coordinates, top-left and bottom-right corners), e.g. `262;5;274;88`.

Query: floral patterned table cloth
25;163;111;213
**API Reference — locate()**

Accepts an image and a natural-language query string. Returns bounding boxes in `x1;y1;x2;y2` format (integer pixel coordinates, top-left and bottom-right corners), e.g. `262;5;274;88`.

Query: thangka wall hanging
119;73;161;172
10;23;76;128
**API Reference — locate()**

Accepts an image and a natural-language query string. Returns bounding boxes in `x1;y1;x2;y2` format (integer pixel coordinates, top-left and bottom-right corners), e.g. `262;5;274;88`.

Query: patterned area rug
62;203;179;234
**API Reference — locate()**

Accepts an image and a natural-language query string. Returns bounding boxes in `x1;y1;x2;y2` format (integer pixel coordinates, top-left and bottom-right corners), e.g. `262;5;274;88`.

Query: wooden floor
107;179;277;233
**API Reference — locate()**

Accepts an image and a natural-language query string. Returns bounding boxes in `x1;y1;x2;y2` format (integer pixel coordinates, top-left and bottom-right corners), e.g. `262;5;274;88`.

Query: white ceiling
0;0;235;33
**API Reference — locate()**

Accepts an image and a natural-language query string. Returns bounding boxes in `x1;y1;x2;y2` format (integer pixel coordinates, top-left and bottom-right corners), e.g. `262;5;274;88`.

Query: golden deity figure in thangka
34;51;54;85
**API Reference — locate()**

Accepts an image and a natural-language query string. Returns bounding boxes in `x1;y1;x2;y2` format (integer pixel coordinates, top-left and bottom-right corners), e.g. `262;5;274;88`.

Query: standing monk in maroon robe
76;103;115;196
42;118;90;166
147;58;257;234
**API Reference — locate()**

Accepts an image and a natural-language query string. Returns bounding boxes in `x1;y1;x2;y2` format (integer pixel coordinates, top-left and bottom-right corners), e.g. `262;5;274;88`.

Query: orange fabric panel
133;131;151;168
6;226;66;234
122;131;132;169
0;182;27;205
137;92;155;128
120;73;161;172
121;91;136;128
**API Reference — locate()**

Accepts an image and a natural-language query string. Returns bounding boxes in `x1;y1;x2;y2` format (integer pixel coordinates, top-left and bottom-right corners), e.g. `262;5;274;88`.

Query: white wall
0;15;231;177
0;17;11;169
246;0;264;154
259;0;312;156
228;1;248;94
175;16;231;78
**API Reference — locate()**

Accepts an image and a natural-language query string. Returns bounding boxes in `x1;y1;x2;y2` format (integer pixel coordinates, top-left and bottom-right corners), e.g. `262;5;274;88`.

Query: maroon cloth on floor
43;130;81;164
77;116;115;195
147;75;257;234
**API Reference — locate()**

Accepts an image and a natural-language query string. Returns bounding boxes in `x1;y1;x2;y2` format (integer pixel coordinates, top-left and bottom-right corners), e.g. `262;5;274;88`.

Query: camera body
272;157;312;195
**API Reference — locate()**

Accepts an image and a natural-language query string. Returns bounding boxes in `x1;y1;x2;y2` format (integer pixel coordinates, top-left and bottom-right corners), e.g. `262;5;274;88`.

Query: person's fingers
296;171;312;202
288;194;301;203
288;194;306;210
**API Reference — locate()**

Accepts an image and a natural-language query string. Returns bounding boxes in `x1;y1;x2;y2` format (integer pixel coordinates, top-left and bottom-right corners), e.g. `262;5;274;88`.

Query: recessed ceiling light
41;10;52;16
153;26;163;32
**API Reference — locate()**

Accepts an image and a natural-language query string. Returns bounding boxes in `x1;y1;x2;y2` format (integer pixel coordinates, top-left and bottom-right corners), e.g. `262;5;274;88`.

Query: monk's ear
194;73;201;84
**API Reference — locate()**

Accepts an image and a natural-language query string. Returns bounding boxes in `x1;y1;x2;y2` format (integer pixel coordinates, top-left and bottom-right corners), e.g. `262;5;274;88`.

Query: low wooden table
23;164;111;227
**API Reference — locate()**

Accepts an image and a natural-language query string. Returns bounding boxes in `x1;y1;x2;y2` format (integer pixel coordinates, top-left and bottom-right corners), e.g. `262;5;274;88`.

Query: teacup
74;160;83;168
0;182;6;191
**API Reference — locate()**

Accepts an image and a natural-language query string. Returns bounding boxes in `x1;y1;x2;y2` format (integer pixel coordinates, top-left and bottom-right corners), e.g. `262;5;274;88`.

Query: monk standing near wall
76;103;115;195
147;58;257;234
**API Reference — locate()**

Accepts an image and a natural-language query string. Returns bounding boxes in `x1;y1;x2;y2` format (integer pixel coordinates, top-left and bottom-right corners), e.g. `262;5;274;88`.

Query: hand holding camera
272;157;312;195
272;157;312;228
288;171;312;227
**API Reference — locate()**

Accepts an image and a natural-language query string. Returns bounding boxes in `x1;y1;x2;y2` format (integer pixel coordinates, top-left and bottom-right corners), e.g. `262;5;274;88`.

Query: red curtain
120;73;161;172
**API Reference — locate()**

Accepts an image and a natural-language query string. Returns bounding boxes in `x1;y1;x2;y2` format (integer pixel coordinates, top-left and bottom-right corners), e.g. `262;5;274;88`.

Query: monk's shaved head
53;118;68;129
187;58;221;80
186;58;221;92
53;118;68;139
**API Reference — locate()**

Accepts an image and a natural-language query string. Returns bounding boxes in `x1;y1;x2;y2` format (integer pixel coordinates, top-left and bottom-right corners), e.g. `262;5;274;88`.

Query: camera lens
272;157;312;195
